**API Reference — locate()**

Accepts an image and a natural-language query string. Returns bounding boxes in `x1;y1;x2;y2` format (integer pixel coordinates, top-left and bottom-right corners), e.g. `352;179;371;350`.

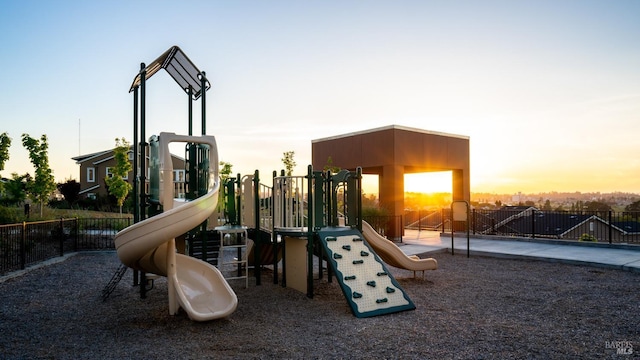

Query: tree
0;132;11;195
58;179;81;208
2;173;30;206
281;151;296;176
624;200;640;221
0;132;11;172
584;200;612;218
585;200;611;212
218;161;233;211
105;138;132;214
219;161;233;183
324;156;341;173
21;134;56;216
625;200;640;212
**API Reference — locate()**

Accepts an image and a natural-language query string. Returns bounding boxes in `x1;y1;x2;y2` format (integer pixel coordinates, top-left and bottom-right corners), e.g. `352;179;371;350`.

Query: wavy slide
115;133;237;321
361;221;437;277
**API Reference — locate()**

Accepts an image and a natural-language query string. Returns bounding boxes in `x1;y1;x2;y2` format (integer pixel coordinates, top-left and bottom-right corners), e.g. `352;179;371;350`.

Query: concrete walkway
398;230;640;273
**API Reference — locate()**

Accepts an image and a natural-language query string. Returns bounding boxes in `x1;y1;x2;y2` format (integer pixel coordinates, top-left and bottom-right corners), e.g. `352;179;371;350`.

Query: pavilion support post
379;164;404;241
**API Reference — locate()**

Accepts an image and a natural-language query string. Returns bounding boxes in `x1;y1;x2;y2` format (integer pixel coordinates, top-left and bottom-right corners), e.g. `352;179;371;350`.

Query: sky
1;0;639;195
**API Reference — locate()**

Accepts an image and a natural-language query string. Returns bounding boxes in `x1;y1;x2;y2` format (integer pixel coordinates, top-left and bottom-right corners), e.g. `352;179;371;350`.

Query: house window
107;167;130;180
173;170;185;182
87;167;95;183
87;193;96;200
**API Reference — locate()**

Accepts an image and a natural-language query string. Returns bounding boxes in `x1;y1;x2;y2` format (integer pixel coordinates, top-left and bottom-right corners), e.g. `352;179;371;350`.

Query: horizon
1;1;639;195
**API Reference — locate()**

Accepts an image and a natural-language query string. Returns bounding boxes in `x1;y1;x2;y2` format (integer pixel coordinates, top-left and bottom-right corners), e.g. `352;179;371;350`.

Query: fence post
59;218;64;257
472;208;476;234
20;221;26;270
74;218;79;252
608;210;612;244
531;210;536;239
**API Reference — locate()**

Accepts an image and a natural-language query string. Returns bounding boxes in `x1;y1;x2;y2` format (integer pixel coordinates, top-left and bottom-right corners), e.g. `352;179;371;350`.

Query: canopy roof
129;46;210;100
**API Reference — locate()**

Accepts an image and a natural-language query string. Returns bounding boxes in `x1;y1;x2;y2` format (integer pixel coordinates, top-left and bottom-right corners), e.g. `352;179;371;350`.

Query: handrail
273;174;309;232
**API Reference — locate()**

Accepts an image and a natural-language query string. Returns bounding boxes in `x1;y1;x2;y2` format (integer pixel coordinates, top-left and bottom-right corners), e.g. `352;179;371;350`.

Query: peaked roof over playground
311;125;470;240
129;45;210;100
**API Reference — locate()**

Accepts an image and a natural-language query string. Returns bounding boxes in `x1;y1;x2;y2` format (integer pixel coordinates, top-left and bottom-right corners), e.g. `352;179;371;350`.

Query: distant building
72;148;186;199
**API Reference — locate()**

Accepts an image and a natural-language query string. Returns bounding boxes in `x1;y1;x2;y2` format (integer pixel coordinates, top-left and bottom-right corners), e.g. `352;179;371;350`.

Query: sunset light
0;1;638;195
404;172;452;194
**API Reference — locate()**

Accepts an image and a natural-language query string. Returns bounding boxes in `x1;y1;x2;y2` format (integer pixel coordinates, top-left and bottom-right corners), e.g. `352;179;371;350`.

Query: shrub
579;233;598;242
0;206;21;224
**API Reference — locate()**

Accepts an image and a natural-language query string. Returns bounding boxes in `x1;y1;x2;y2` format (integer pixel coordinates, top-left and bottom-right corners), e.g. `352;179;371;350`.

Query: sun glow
361;172;453;200
404;172;452;194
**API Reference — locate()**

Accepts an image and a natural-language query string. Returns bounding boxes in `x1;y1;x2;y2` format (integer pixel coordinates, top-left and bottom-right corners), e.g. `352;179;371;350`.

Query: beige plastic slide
115;133;237;321
361;221;437;278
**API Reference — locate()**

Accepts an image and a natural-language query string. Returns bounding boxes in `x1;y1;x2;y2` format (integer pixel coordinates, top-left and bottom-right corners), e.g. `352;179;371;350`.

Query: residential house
72;148;186;199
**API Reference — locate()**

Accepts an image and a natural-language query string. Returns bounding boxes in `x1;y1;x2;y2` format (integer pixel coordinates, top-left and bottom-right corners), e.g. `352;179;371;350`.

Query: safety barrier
0;217;131;275
406;209;640;244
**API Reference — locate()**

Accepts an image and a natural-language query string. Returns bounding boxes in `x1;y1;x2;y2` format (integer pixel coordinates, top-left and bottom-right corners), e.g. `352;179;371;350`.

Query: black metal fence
363;215;403;242
406;209;640;244
0;218;131;276
4;209;638;275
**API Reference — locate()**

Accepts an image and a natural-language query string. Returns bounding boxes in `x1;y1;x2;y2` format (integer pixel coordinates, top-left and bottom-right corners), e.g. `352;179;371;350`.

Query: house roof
78;184;100;195
495;212;631;237
612;221;640;234
499;213;593;236
73;147;185;167
72;150;111;164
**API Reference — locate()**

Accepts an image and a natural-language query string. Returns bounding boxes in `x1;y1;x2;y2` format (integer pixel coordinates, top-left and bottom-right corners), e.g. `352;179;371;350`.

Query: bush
0;206;21;224
362;205;389;218
48;199;70;209
579;233;598;242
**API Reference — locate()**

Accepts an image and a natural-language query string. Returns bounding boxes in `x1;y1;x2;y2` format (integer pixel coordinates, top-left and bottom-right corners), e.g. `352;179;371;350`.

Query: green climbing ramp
318;227;415;318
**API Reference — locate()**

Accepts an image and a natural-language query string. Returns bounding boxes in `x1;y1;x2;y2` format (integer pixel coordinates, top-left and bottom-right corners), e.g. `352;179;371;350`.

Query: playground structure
112;45;437;321
225;166;439;317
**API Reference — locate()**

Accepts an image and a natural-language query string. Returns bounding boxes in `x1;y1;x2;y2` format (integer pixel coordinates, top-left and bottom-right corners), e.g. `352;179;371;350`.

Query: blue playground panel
318;227;415;318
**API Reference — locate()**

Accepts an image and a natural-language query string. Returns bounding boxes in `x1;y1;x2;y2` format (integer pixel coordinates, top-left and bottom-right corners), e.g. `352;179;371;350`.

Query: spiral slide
115;133;237;321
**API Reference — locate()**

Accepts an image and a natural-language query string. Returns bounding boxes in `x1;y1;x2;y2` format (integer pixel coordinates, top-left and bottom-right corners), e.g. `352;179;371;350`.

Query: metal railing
407;208;640;244
273;175;309;231
0;217;131;275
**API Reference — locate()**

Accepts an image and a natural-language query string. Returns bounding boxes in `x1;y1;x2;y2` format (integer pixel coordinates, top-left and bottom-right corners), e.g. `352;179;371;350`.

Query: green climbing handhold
344;275;356;280
342;245;351;251
376;298;388;303
326;236;337;242
366;281;376;287
353;260;364;264
333;253;342;259
360;251;369;256
353;292;362;298
352;237;363;242
376;272;388;276
386;287;395;293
